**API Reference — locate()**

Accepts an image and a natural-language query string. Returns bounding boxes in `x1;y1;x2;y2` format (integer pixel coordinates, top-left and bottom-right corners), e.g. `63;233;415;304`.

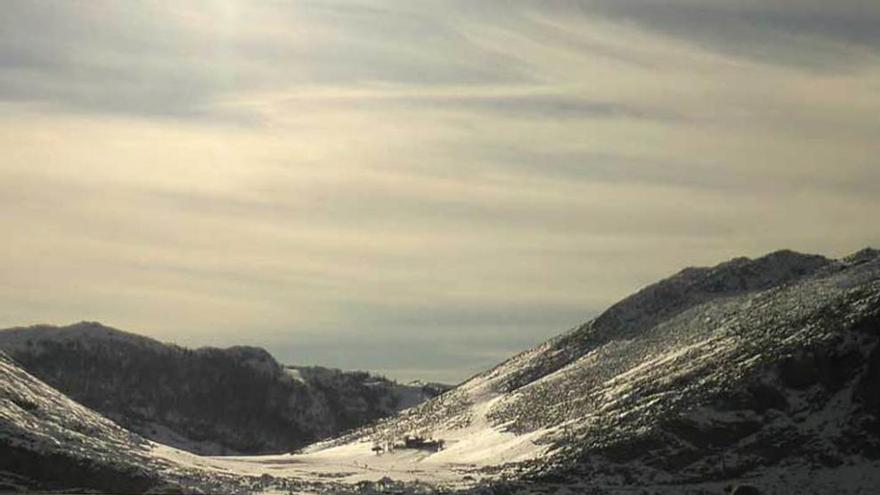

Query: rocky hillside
309;248;880;493
0;323;449;455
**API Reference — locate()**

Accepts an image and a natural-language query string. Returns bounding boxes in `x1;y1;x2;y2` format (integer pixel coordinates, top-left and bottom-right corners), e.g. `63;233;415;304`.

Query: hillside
0;349;188;493
302;248;880;492
0;349;312;493
0;323;449;455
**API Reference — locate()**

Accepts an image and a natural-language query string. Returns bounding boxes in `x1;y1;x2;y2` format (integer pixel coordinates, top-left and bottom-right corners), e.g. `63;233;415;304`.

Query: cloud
1;1;879;381
0;0;526;121
577;0;880;71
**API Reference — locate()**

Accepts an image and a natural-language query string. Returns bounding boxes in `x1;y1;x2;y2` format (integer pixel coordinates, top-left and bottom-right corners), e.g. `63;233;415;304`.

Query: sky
1;1;879;383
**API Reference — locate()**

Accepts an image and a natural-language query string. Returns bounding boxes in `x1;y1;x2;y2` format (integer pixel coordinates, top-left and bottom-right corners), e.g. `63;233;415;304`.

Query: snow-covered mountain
303;248;880;492
0;323;449;455
2;248;879;494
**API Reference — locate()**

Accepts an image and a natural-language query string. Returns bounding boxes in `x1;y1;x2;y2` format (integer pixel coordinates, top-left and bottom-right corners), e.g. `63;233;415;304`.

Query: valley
2;248;879;494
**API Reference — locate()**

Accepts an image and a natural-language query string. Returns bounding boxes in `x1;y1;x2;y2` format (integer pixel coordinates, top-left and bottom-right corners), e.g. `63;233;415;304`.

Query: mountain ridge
486;248;834;394
0;322;450;455
301;247;880;492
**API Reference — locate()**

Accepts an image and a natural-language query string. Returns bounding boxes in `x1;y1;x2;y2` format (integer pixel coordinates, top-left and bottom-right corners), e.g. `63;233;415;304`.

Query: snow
143;375;554;490
285;367;306;383
153;441;471;488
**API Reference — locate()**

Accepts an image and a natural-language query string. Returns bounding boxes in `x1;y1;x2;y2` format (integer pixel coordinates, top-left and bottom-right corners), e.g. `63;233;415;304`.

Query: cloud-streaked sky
2;1;878;383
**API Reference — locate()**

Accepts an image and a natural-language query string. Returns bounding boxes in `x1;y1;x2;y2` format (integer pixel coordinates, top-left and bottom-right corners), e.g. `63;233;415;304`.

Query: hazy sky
2;1;879;383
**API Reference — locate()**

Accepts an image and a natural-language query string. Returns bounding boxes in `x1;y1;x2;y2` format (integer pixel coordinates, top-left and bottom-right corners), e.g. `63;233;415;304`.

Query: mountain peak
592;248;832;337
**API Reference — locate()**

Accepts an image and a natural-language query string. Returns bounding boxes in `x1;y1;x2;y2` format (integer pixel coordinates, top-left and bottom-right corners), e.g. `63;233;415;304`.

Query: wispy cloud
558;0;880;71
1;0;878;381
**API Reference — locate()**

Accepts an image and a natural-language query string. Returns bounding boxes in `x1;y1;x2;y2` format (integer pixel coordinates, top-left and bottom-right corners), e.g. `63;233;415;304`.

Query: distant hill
0;322;450;455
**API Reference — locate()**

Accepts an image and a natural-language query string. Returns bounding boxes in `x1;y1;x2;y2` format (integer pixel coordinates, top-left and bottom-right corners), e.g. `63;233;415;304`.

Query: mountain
303;248;880;493
0;323;450;455
2;247;879;494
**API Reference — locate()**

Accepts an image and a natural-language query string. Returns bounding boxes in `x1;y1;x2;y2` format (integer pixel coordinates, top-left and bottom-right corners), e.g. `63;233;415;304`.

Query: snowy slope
0;350;185;493
304;248;880;493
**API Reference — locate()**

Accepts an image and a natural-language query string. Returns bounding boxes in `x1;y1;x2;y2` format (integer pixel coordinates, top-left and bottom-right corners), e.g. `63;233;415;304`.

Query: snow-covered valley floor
150;394;552;491
156;444;473;488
